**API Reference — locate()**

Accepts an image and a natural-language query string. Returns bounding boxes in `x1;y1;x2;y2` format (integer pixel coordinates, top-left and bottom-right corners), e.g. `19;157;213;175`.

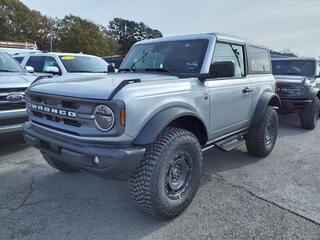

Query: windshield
120;39;209;74
59;55;109;73
0;52;24;73
272;60;316;77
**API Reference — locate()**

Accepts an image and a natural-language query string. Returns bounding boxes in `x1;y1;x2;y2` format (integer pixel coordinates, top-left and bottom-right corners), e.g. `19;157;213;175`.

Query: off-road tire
300;97;320;130
129;127;202;219
41;151;80;173
246;106;278;157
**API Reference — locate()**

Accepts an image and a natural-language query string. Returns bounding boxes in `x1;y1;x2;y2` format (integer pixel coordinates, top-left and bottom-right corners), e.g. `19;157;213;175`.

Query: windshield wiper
68;70;107;73
129;51;149;71
280;72;303;76
118;68;134;73
143;68;180;77
0;70;18;72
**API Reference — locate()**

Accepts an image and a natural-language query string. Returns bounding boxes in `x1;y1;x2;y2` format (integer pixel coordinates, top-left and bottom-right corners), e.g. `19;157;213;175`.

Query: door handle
242;87;253;94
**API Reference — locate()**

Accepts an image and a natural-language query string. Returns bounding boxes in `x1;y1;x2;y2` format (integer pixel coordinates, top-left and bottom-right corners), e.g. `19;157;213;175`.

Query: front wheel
300;97;319;130
129;127;202;219
245;106;278;157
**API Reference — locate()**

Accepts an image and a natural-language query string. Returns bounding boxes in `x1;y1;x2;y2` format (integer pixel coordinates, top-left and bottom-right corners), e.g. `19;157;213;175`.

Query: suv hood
29;73;179;99
0;72;37;89
274;75;307;85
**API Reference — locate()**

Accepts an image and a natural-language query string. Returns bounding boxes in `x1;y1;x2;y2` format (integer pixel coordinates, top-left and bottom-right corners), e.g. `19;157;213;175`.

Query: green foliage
54;15;112;56
108;18;163;54
32;10;56;51
0;1;162;56
0;0;37;42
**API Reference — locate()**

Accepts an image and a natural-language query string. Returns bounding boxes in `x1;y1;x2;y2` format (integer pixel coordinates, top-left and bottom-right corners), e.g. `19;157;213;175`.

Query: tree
54;15;114;56
32;11;56;51
0;1;159;56
108;18;162;53
0;0;37;42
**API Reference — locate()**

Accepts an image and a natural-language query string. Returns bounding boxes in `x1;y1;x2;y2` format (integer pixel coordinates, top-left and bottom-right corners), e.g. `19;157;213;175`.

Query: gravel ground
0;115;319;240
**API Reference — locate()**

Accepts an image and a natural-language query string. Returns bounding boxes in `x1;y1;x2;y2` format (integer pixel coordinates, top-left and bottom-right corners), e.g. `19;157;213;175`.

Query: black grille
32;110;81;127
29;92;82;128
32;120;80;136
0;102;26;111
0;117;28;127
30;95;79;110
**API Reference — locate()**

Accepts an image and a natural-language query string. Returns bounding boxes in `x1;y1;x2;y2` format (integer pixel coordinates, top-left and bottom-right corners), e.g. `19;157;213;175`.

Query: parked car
14;52;109;77
272;57;320;129
102;55;125;72
0;51;37;136
23;33;280;219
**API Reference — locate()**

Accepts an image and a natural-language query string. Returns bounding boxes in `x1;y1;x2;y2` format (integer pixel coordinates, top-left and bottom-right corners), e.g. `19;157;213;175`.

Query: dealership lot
1;115;319;240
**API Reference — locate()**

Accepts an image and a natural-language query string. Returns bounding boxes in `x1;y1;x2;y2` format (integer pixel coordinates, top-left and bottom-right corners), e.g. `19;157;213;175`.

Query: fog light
93;156;100;165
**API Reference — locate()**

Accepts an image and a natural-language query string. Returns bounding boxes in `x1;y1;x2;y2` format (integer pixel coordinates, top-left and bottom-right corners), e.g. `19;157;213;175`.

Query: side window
317;61;320;76
26;56;60;73
26;56;45;72
212;42;245;78
231;44;245;76
14;57;24;64
248;46;271;73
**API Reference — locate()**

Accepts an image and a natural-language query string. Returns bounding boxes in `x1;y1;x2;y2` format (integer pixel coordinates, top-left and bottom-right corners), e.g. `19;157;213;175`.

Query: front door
207;42;252;138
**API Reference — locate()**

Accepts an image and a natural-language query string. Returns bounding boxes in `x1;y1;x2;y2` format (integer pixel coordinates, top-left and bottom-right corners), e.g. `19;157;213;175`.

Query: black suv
272;58;320;129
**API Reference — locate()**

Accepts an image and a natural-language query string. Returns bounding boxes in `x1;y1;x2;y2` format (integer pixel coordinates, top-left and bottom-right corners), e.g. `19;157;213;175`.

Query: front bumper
0;124;24;134
0;109;27;135
279;98;313;114
23;121;145;180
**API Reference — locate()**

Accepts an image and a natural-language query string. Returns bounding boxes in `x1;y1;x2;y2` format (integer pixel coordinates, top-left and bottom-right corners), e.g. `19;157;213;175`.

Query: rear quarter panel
249;73;276;119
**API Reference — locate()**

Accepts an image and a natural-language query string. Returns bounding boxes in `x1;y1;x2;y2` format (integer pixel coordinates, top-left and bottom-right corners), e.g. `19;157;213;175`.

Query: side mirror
43;66;60;75
108;64;115;73
209;61;235;78
25;66;34;73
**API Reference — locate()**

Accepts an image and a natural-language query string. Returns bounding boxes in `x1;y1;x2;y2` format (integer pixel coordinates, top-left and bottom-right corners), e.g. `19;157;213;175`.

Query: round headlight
93;105;114;131
295;86;305;95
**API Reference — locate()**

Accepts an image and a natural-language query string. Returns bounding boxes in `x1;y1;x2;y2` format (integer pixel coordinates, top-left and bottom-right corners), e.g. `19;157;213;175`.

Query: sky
22;0;320;57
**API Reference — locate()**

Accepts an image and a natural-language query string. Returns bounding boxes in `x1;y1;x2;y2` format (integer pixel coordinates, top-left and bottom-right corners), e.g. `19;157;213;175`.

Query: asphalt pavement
0;115;319;240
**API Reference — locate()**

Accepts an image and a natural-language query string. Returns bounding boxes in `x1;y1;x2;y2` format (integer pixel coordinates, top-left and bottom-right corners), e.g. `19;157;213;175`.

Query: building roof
0;41;37;49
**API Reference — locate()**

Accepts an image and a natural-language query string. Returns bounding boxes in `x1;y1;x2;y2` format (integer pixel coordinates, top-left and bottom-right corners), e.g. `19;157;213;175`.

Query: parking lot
1;115;319;240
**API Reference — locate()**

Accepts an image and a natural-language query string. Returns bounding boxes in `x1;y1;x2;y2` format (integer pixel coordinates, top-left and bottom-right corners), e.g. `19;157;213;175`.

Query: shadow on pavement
0;135;29;156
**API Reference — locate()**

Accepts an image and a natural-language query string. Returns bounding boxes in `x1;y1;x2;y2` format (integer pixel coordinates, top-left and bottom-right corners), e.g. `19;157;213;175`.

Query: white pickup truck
14;52;109;77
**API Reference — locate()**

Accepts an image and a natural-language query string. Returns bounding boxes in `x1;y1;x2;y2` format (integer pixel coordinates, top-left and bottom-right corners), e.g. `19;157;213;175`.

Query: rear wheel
246;106;278;157
41;151;80;173
129;127;202;219
300;97;319;130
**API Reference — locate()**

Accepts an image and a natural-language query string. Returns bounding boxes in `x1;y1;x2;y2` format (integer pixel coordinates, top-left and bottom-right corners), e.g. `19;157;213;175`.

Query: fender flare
133;107;206;145
309;88;320;99
251;92;281;126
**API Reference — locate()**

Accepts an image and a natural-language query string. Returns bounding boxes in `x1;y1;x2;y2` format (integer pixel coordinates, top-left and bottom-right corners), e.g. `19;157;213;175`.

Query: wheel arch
310;88;320;100
251;91;281;126
133;107;208;146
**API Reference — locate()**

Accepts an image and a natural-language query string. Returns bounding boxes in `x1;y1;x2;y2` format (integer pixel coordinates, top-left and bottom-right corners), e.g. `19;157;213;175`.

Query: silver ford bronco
23;33;280;219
